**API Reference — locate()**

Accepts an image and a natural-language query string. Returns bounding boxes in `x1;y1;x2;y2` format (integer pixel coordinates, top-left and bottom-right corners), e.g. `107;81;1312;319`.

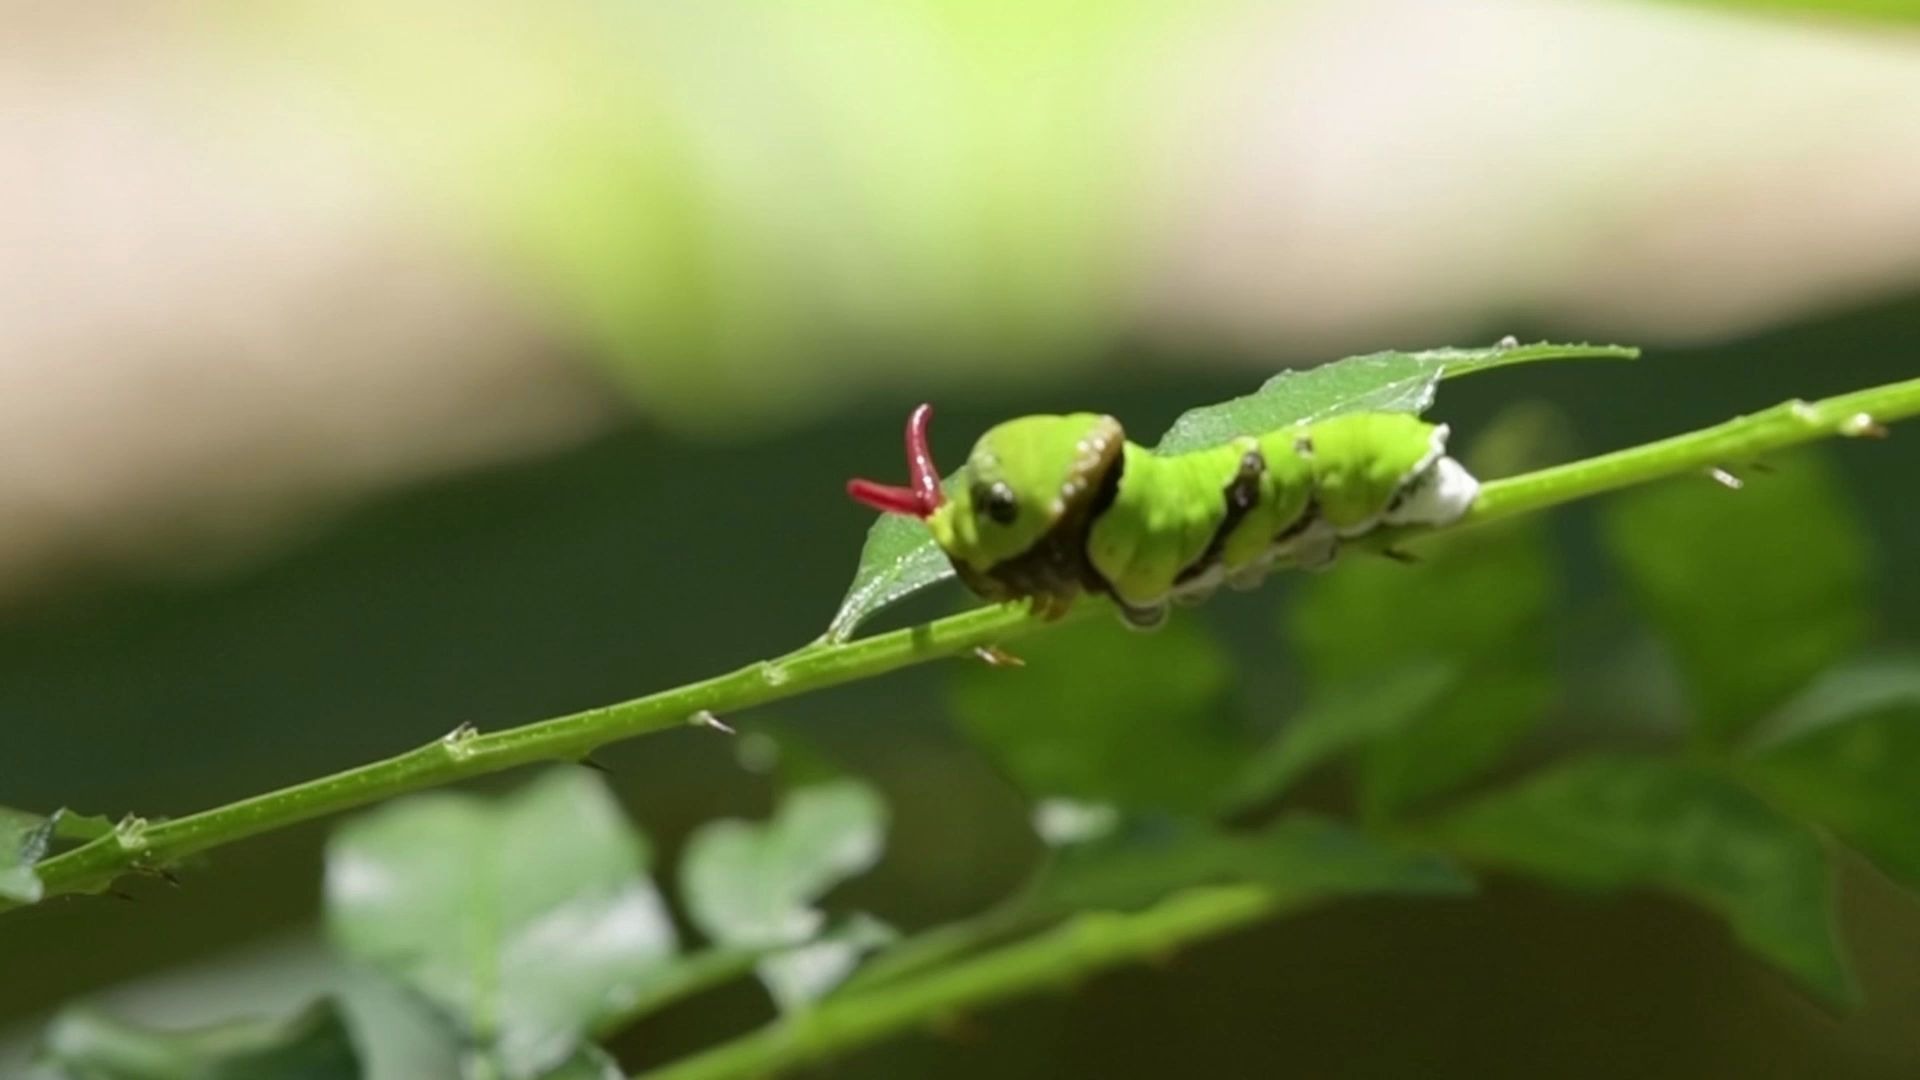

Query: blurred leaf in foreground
1742;653;1920;891
33;999;358;1080
949;616;1241;817
680;780;892;1011
536;1045;625;1080
1437;756;1856;1006
325;768;677;1080
1;806;55;904
1603;450;1871;747
1222;662;1455;814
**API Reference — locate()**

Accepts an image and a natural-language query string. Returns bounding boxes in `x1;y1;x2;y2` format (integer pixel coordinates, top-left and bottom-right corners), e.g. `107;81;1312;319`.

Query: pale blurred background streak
1;0;1917;602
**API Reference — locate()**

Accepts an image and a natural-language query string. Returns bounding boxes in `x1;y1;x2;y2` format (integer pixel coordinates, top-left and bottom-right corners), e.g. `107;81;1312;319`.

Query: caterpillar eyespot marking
848;405;1479;629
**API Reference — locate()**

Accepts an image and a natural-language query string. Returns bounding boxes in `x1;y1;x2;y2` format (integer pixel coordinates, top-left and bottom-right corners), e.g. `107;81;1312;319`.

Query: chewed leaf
35;998;360;1080
1;806;56;905
824;341;1635;640
1154;341;1637;455
1437;756;1856;1007
53;811;114;844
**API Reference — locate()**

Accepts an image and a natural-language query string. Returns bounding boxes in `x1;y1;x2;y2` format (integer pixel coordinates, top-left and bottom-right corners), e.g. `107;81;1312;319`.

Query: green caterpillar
847;404;1479;628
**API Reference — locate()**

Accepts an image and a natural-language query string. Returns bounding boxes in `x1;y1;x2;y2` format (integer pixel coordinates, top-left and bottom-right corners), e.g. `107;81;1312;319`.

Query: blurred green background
3;0;1919;1076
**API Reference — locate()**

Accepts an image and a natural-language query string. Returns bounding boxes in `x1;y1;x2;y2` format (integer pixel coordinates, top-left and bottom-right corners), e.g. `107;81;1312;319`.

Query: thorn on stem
972;645;1026;668
690;710;736;735
1494;334;1520;349
1705;466;1743;491
1842;412;1889;439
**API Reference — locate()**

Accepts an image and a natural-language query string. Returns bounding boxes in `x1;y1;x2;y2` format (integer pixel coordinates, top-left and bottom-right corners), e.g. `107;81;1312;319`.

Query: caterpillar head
848;405;1123;604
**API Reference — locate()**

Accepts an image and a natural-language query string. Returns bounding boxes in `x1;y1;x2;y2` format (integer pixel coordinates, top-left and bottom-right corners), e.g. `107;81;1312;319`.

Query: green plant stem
12;602;1054;912
11;376;1919;914
635;885;1287;1080
1464;379;1920;526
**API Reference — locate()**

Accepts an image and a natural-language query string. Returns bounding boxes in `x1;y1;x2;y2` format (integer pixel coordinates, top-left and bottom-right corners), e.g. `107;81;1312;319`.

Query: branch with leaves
8;348;1913;914
10;346;1920;1080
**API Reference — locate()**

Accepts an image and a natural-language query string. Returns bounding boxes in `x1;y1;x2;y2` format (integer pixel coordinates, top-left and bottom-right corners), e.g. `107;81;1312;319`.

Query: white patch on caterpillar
1378;424;1480;529
1309;424;1480;549
1056;421;1119;520
1382;426;1479;528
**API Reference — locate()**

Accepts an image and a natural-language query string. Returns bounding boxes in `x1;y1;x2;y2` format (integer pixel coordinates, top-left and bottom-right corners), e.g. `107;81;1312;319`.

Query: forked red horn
847;403;945;518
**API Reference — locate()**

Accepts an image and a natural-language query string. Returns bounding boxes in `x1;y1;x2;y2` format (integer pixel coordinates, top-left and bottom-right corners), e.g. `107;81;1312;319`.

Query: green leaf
1;805;120;905
1032;815;1472;916
1741;654;1920;891
54;811;115;844
679;781;890;1011
2;806;56;905
822;517;959;643
325;767;677;1080
1602;450;1871;746
1030;798;1123;848
948;616;1242;816
1222;662;1456;814
1436;756;1856;1006
824;469;969;644
824;341;1636;640
589;947;767;1035
1744;652;1920;752
1154;341;1636;455
757;913;897;1010
1284;521;1555;818
34;999;359;1080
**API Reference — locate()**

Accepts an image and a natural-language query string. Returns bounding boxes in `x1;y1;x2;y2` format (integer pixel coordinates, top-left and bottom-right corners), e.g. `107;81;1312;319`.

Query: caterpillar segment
846;404;1480;629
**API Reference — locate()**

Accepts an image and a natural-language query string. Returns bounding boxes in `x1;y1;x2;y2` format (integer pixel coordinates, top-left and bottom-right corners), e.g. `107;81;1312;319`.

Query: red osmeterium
846;478;929;517
846;403;945;518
